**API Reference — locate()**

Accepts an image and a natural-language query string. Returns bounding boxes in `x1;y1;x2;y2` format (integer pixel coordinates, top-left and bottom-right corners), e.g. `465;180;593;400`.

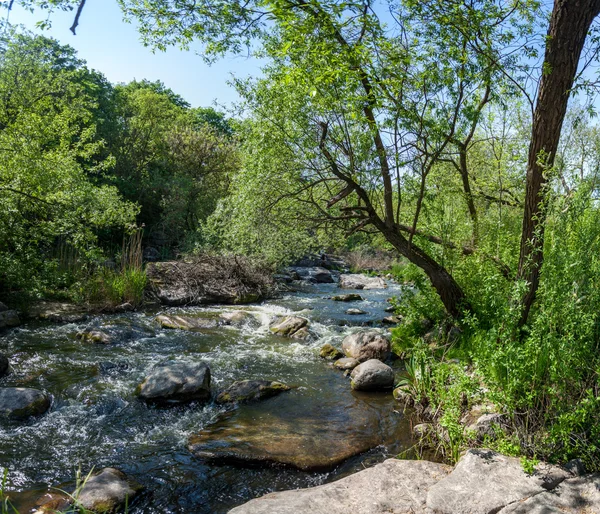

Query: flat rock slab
156;314;218;331
229;458;452;513
332;294;363;302
426;449;571;514
334;357;360;370
339;274;387;290
498;473;600;513
28;301;88;323
137;361;211;403
216;380;291;404
0;387;50;418
189;408;393;471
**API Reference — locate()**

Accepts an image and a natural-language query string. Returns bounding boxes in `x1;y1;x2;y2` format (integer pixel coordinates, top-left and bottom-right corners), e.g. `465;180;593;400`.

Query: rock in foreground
339;274;387;290
350;360;395;391
0;387;50;418
229;459;451;513
342;330;391;362
136;361;211;404
35;468;141;514
426;449;570;514
216;380;291;404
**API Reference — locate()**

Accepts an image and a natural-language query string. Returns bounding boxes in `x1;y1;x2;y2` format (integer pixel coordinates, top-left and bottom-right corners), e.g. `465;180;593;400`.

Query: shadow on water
1;281;413;513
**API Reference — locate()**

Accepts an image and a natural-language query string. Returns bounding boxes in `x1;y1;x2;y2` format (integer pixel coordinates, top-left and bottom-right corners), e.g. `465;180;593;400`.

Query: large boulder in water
136;361;211;404
339;274;387;290
0;354;9;378
146;257;273;306
270;316;309;338
0;387;50;418
291;266;335;284
350;359;395;391
342;330;391;362
216;380;291;404
228;458;451;514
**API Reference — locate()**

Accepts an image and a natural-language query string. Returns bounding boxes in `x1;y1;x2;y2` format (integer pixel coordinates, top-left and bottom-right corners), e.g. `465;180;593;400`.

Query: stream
0;280;412;513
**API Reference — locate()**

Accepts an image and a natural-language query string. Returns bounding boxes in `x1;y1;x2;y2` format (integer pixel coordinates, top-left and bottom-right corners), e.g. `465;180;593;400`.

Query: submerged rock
270;316;309;338
339;274;387;290
350;360;395;391
333;357;360;370
319;343;343;360
0;353;9;378
35;468;142;514
189;410;391;471
216;380;291;404
0;387;50;418
346;308;367;315
76;330;112;344
332;293;363;302
155;314;218;331
426;449;570;514
229;458;451;514
0;309;20;330
136;361;211;404
342;330;391;362
219;310;257;327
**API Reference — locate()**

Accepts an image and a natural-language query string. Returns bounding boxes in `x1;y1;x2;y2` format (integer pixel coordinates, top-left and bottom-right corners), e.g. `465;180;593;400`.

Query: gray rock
270;316;309;337
342;330;391;362
216;380;291;404
426;449;571;514
319;343;343;360
0;387;50;418
28;301;88;323
0;309;20;329
219;310;257;327
497;473;600;513
334;357;360;370
292;267;335;283
75;468;141;513
466;413;509;441
0;301;8;312
382;315;402;325
346;308;367;315
136;361;211;404
564;458;586;477
332;294;363;302
339;274;387;290
350;359;395;391
156;314;218;331
76;330;112;344
0;354;8;378
229;458;452;514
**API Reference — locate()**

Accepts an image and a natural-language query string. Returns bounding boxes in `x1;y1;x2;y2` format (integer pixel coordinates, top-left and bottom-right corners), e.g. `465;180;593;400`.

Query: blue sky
6;0;262;108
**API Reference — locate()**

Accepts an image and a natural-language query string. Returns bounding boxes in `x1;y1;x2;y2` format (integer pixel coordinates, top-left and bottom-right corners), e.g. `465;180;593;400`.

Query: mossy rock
319;343;343;360
216;380;291;404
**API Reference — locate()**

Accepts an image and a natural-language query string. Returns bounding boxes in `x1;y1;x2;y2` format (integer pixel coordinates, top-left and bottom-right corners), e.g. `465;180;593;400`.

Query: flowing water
0;281;412;513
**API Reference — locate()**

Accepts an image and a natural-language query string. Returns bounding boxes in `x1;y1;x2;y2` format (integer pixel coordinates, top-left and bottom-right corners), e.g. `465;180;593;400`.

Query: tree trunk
376;220;470;318
517;0;600;327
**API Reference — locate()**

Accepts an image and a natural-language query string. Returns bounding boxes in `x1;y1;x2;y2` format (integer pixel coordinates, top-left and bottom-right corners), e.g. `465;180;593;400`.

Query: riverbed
0;280;411;513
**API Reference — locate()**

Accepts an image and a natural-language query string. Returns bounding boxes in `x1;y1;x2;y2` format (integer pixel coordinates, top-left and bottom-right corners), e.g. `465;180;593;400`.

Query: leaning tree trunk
375;220;470;318
517;0;600;327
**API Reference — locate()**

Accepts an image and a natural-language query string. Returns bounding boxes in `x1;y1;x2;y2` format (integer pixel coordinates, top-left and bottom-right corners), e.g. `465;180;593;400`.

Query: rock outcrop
136;361;211;404
350;359;395;391
229;449;594;514
341;330;391;362
216;380;291;404
229;459;451;513
0;387;50;418
339;274;387;290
